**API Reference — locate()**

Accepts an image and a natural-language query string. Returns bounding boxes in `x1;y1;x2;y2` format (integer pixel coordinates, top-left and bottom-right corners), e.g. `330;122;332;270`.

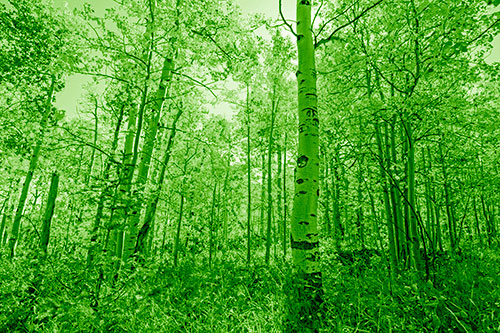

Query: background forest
1;0;500;331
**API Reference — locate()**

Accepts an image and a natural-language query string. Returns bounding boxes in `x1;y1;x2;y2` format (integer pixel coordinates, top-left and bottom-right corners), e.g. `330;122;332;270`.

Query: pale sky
53;0;295;118
52;0;500;118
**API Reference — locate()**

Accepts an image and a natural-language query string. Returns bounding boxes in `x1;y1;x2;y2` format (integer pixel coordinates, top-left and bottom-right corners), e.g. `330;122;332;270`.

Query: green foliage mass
1;0;500;331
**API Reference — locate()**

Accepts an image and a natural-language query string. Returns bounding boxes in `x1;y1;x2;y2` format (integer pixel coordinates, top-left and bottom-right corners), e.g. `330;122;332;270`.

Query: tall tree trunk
173;192;185;267
135;107;183;255
277;143;283;243
112;102;138;272
9;77;55;259
260;153;266;238
40;172;59;257
356;116;364;248
322;151;332;236
86;98;99;184
375;121;397;276
124;57;175;262
246;84;252;265
87;104;124;267
209;182;217;269
283;132;288;259
221;160;230;257
0;180;16;248
406;116;422;271
390;117;404;261
287;0;322;329
265;93;277;265
473;195;483;246
439;138;456;251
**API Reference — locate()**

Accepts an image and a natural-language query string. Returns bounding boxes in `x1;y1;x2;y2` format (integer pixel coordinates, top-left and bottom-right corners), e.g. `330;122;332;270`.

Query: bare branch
315;0;384;49
172;71;218;98
468;17;500;45
312;0;325;30
279;0;298;38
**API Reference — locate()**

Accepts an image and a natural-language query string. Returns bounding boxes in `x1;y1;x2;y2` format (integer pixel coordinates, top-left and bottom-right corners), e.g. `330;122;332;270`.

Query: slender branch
172;71;218;98
191;29;233;61
311;0;325;30
315;0;384;49
314;0;360;42
279;0;298;38
468;17;500;45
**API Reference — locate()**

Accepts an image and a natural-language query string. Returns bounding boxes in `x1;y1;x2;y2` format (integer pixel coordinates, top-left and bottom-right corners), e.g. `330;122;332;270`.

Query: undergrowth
0;245;499;332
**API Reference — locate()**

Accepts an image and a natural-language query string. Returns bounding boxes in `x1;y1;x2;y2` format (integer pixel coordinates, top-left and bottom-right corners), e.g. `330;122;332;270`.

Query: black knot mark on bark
299;190;307;195
299;221;309;225
300;0;311;5
297;155;309;168
310;213;316;217
305;107;318;118
297;34;304;41
297;179;304;184
298;123;306;133
317;189;320;196
296;70;302;77
291;236;319;250
312;118;319;127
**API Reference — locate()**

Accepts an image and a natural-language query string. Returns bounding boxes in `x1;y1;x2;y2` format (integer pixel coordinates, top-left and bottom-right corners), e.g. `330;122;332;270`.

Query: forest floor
1;243;500;332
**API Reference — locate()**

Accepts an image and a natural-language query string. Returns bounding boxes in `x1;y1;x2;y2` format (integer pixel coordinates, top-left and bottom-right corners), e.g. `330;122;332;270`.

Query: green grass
1;246;499;332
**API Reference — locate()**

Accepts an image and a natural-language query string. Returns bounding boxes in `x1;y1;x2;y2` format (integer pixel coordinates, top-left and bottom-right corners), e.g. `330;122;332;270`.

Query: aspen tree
9;77;55;259
246;84;252;264
136;107;183;255
87;103;125;267
287;1;322;329
123;56;174;262
265;88;277;265
40;172;59;257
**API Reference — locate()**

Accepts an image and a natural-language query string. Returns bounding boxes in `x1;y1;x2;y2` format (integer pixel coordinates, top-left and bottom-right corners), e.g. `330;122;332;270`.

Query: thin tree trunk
439;139;456;251
0;180;16;248
406;116;422;271
135;107;183;255
87;104;124;267
265;92;277;265
283;132;288;259
86;98;99;184
260;153;266;239
209;182;217;269
390;117;404;261
40;172;59;257
277;143;283;242
473;195;483;246
246;84;252;265
9;77;55;259
375;121;397;276
322;151;332;236
124;57;174;262
173;193;184;267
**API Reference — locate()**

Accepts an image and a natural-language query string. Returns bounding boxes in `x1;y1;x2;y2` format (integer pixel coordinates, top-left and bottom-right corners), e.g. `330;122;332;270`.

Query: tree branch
315;0;384;49
279;0;298;38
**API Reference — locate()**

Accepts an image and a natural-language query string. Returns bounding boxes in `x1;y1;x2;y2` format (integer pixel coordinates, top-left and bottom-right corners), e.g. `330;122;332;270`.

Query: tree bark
9;77;55;259
246;84;252;265
40;172;59;257
124;57;174;262
287;0;322;330
265;92;277;265
135;107;183;255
